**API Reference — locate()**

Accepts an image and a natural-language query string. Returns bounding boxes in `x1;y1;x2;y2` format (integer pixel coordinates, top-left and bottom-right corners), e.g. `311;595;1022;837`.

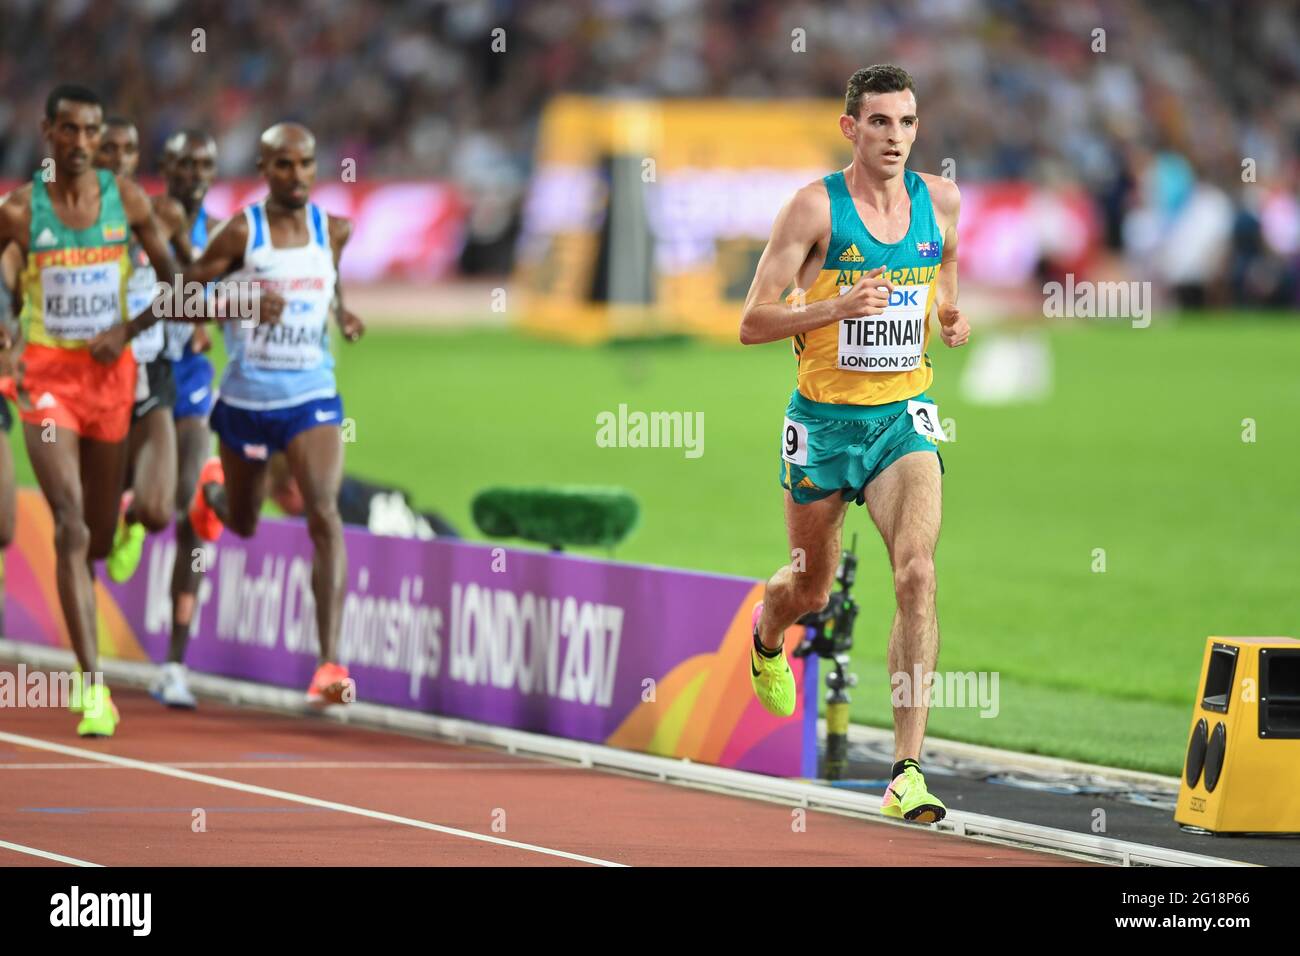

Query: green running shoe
76;683;120;738
881;764;947;824
106;516;146;583
749;602;796;718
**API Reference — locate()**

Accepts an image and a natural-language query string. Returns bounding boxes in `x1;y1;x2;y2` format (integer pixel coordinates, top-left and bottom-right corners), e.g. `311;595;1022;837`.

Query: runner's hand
338;309;365;343
834;266;893;319
88;323;131;364
249;284;285;326
937;302;970;348
192;323;213;353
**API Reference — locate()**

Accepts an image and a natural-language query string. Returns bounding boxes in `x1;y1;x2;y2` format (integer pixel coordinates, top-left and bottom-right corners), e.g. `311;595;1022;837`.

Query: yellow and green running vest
793;168;944;406
18;168;132;348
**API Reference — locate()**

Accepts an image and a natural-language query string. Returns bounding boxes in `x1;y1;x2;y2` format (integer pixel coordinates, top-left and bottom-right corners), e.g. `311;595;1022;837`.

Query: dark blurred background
2;0;1297;305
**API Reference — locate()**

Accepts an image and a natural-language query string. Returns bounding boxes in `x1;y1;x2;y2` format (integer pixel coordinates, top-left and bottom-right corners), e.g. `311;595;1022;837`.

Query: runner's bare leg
24;425;129;673
0;433;15;548
204;439;271;537
168;415;211;662
757;491;848;650
125;406;177;532
864;451;943;762
285;423;345;663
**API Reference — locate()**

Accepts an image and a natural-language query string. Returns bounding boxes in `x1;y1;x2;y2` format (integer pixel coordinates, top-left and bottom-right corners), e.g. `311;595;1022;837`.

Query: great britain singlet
217;201;337;411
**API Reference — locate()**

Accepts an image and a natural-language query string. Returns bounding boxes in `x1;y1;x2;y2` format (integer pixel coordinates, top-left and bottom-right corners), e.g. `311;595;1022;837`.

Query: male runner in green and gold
739;65;969;824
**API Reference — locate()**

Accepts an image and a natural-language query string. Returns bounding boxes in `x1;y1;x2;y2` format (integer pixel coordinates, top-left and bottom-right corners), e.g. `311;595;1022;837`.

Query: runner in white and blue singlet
186;122;366;708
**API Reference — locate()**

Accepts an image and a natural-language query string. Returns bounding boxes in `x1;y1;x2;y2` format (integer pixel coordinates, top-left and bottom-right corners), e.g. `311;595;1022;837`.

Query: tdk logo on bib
890;289;920;306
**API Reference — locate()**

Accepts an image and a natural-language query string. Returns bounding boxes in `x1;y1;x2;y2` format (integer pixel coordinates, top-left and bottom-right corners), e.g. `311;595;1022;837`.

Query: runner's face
95;126;139;177
261;146;316;209
43;101;104;177
167;141;217;207
842;90;917;179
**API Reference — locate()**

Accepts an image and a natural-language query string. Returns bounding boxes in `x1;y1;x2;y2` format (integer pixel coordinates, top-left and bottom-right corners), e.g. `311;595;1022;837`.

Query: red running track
0;667;1092;867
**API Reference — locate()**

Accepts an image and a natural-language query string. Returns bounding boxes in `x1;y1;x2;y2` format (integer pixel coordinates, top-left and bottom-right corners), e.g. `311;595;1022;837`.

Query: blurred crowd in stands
2;0;1296;305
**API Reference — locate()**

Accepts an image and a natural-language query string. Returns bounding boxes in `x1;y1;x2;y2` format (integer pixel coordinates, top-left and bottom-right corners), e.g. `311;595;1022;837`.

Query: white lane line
0;761;575;771
0;732;624;868
0;839;102;867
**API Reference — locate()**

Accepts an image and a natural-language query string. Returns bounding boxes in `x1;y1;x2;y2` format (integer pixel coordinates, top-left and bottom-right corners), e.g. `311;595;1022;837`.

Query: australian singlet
836;283;927;371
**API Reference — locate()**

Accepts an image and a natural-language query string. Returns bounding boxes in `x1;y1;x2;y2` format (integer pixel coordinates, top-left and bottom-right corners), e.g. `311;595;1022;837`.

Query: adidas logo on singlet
35;227;57;248
838;243;865;263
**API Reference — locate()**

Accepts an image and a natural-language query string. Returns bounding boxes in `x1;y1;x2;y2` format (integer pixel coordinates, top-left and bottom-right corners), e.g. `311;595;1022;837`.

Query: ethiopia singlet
19;168;132;348
162;208;208;361
218;202;336;410
793;169;944;406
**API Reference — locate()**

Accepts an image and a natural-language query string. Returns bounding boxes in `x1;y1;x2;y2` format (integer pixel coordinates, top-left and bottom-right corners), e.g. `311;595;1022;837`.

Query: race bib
836;283;927;373
906;400;948;441
163;320;195;360
243;316;326;370
781;416;809;465
41;262;122;340
127;262;164;362
130;320;165;363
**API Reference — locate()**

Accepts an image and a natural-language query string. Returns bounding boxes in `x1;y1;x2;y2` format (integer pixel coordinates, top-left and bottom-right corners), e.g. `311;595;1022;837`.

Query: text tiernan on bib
836;282;928;372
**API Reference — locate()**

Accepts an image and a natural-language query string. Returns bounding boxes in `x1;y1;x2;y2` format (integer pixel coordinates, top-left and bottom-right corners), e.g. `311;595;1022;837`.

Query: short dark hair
45;84;102;121
104;116;136;131
844;65;915;118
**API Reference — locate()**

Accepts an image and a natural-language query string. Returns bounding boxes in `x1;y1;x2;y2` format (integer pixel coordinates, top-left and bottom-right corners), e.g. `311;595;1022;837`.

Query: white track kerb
0;639;1250;867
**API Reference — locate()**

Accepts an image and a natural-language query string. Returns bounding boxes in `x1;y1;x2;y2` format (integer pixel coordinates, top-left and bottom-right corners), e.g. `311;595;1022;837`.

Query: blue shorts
210;394;344;462
172;350;215;420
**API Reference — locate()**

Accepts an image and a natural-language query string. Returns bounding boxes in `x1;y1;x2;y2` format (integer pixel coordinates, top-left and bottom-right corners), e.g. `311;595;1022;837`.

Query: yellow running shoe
749;602;796;717
76;683;120;738
106;511;146;583
881;762;947;823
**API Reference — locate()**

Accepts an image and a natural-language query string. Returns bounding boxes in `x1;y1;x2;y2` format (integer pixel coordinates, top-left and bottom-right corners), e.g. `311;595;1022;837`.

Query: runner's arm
739;183;892;345
0;190;30;350
923;175;968;348
122;176;181;291
187;213;246;284
152;194;194;263
0;188;27;250
328;215;363;343
117;176;185;340
0;242;20;351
